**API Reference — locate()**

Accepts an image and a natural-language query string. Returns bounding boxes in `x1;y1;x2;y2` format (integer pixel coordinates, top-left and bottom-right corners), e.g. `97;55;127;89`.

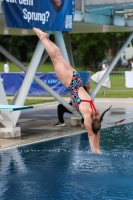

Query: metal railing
89;71;133;93
0;0;3;13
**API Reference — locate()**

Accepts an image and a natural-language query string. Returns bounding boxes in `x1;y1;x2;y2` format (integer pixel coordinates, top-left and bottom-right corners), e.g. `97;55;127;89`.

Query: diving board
0;105;34;111
0;105;34;139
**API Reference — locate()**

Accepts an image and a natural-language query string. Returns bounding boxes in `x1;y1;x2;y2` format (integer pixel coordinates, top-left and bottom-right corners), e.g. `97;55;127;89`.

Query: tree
0;35;38;62
70;33;110;70
0;35;11;61
9;36;38;62
70;32;131;70
0;31;131;66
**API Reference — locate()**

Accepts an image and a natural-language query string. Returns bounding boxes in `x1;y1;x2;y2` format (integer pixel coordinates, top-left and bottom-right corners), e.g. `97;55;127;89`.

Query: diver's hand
95;149;101;155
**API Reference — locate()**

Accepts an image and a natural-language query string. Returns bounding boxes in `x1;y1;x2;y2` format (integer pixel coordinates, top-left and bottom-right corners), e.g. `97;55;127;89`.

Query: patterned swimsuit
67;71;97;115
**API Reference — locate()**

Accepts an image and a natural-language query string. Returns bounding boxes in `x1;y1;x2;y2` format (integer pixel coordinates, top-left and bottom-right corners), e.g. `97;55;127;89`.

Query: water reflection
0;149;27;199
0;123;133;199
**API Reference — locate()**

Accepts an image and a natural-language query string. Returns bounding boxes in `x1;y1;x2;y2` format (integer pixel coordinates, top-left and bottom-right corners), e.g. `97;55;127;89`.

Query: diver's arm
94;131;101;154
85;122;101;154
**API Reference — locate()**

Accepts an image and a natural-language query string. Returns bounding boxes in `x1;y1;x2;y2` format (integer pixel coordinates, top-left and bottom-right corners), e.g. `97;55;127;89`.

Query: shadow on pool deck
0;98;133;149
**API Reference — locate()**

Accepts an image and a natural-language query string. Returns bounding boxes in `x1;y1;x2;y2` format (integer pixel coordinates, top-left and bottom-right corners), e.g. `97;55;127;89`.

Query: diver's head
92;105;112;135
92;119;101;134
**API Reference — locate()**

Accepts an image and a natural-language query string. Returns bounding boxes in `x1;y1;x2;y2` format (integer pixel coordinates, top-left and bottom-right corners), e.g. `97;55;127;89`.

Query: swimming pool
0;123;133;200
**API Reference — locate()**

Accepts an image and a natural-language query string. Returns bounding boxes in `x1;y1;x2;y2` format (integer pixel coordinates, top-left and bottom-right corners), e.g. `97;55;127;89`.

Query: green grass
90;72;133;92
0;62;85;73
24;99;57;105
8;99;56;105
95;91;133;98
0;62;54;73
6;91;133;106
1;62;133;102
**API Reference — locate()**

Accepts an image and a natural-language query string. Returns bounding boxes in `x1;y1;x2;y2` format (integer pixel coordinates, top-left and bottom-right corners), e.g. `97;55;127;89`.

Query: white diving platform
0;105;34;139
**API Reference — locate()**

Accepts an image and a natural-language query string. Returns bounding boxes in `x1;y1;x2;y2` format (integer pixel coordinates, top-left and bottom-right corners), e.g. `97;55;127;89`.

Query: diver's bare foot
33;28;48;40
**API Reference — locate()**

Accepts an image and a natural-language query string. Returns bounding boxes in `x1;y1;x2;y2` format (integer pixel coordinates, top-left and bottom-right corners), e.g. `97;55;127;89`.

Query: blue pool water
0;123;133;200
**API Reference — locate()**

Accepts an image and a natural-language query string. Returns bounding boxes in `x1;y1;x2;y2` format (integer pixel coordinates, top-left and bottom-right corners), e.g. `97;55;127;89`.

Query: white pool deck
0;98;133;149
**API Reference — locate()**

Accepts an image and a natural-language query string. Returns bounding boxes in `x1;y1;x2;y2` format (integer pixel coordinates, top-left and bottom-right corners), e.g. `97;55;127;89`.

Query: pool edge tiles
0;130;87;151
1;120;133;151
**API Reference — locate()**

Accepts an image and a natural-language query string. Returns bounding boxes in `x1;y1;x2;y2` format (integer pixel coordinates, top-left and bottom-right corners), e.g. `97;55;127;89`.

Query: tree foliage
0;35;38;62
0;31;132;67
70;32;131;69
70;33;110;67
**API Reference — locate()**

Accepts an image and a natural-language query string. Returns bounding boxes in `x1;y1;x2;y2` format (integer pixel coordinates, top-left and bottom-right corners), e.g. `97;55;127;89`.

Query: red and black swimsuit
67;71;97;115
82;99;97;114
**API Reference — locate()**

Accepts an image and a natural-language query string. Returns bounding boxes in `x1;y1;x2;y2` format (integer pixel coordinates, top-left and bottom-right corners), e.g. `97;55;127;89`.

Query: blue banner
0;72;90;95
3;0;75;32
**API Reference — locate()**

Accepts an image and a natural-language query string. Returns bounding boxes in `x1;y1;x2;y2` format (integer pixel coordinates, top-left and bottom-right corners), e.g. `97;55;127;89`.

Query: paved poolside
0;98;133;149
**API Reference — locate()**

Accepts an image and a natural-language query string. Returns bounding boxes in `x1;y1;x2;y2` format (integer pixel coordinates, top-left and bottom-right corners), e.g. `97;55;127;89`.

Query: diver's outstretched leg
33;28;61;60
33;28;74;86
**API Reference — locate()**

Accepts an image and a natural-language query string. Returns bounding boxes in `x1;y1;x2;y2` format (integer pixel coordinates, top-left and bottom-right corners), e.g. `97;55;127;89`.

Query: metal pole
81;0;84;13
38;50;49;69
65;32;75;68
0;78;13;127
54;31;70;63
0;77;8;105
0;45;74;115
14;41;44;105
12;40;45;123
93;32;133;97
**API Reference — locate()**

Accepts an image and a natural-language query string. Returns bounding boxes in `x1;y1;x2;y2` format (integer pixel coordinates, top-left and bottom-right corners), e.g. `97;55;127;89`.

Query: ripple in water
0;123;133;200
